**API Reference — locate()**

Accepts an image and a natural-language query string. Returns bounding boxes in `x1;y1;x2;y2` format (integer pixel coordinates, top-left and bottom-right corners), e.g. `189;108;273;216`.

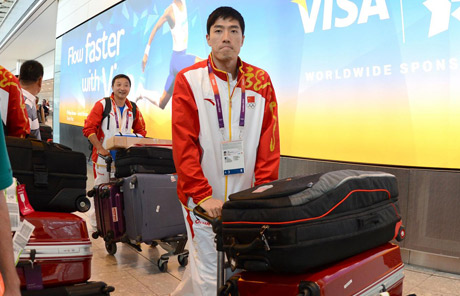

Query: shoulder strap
130;101;137;121
102;97;111;129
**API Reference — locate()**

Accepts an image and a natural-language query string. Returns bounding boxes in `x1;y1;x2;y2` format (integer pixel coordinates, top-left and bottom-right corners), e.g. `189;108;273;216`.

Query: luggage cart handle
98;154;113;173
193;206;225;295
193;206;222;235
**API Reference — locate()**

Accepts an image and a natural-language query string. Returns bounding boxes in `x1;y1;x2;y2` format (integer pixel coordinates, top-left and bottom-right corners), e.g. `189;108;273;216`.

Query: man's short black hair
111;74;131;86
207;6;245;35
19;60;44;83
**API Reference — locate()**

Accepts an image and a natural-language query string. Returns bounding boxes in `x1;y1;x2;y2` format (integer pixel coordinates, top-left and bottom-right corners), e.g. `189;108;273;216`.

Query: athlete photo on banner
58;0;460;168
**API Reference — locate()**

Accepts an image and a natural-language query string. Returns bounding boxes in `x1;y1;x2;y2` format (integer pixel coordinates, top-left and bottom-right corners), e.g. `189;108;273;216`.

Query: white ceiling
0;0;15;26
0;0;57;72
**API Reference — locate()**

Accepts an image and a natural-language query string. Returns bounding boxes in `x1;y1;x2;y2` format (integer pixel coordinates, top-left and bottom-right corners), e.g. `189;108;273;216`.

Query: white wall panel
36;50;55;80
56;0;122;37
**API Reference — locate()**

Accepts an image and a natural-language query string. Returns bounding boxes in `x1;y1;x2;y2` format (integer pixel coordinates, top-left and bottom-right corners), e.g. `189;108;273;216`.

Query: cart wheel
396;225;406;242
91;231;99;239
105;242;117;255
178;254;188;267
149;240;159;247
158;259;168;272
76;196;91;212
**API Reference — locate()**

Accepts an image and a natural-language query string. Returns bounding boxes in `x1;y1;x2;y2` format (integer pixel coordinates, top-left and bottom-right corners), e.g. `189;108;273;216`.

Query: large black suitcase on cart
115;146;175;177
5;136;90;213
221;170;405;274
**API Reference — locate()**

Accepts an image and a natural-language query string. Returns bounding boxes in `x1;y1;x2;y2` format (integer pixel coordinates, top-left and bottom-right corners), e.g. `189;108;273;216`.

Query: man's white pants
87;156;112;231
171;199;217;296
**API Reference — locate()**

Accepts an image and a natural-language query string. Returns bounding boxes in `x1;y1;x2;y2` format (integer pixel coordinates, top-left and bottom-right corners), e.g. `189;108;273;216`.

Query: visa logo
294;0;390;33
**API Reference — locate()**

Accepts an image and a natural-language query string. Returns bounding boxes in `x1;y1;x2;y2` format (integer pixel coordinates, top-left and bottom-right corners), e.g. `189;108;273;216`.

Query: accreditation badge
221;140;245;175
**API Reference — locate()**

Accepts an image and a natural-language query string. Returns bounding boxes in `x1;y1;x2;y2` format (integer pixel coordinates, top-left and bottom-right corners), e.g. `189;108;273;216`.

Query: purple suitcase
90;182;125;255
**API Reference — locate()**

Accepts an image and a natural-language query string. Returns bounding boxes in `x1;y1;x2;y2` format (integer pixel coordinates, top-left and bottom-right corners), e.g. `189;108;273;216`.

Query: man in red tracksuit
83;74;147;230
171;7;280;295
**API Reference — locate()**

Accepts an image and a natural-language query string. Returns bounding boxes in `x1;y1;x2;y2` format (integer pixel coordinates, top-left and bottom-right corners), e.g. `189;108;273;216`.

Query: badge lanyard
112;99;129;132
207;60;246;140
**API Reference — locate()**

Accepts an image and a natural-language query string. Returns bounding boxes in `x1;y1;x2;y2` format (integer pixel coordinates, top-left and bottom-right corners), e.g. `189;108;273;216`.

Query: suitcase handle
229;224;271;254
230;237;265;253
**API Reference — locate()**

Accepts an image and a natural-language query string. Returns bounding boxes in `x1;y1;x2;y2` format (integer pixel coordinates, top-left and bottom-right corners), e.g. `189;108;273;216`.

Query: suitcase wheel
76;196;91;212
92;231;100;239
158;258;168;272
105;242;117;255
396;225;406;242
149;240;159;248
178;254;188;267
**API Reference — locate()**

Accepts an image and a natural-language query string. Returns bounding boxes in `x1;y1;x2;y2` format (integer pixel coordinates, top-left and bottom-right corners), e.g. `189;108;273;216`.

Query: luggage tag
17;184;35;216
24;264;43;290
13;220;35;266
4;178;20;232
221;140;245;176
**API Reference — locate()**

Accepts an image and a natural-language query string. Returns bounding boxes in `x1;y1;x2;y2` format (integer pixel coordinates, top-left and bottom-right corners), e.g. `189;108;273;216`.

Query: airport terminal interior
1;0;460;295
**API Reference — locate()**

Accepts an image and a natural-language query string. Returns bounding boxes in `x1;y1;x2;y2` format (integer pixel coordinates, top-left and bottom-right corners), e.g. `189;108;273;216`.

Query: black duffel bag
115;145;175;178
221;170;405;274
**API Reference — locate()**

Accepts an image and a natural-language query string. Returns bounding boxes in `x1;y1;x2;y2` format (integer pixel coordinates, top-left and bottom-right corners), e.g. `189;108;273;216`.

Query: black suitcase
221;170;405;274
39;124;53;142
115;146;175;177
5;137;90;213
20;281;114;296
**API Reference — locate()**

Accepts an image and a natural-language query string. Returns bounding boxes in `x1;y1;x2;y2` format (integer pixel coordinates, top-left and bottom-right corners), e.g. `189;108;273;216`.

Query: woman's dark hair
207;7;245;35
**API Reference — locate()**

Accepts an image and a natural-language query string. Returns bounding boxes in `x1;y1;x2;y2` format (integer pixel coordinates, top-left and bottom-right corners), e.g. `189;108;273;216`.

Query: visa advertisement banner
59;0;460;169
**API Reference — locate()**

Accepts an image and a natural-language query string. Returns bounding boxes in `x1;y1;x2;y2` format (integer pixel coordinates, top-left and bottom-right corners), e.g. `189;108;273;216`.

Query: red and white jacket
0;65;30;138
172;55;280;207
83;94;147;163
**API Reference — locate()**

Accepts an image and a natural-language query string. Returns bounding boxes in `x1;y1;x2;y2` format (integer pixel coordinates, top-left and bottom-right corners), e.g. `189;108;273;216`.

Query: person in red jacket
0;65;30;138
171;7;280;295
83;74;147;230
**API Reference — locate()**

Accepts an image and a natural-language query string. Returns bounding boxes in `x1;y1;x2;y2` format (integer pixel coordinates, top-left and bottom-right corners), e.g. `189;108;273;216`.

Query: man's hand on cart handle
193;205;223;235
97;147;110;157
199;198;223;218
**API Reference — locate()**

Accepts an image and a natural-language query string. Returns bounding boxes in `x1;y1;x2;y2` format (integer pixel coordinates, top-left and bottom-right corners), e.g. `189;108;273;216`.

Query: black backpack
88;97;137;159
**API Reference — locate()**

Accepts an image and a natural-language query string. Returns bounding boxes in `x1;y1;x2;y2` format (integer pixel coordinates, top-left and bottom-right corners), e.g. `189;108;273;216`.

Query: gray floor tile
418;275;460;295
406;286;459;296
91;270;156;296
403;269;433;292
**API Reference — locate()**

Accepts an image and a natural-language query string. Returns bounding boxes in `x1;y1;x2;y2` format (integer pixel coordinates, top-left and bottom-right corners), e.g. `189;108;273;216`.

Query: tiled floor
81;165;460;296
